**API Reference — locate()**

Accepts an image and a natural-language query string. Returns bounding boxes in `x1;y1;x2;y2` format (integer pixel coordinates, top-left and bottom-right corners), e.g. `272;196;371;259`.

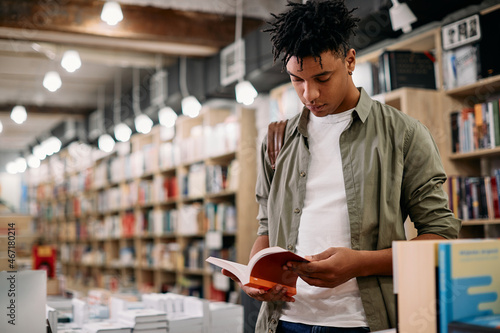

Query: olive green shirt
254;88;461;332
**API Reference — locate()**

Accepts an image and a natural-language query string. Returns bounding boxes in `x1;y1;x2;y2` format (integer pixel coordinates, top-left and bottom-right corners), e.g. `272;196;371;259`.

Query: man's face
286;50;355;117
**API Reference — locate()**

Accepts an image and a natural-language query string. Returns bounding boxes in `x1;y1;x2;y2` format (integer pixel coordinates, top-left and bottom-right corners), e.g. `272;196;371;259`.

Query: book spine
438;243;453;333
450;111;460;153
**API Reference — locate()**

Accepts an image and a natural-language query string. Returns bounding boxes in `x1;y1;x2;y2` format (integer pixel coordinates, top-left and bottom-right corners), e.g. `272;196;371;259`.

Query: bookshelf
28;104;259;300
356;5;500;239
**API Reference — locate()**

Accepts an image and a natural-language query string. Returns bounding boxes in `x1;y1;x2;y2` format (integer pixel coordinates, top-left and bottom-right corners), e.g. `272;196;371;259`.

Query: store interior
0;0;499;332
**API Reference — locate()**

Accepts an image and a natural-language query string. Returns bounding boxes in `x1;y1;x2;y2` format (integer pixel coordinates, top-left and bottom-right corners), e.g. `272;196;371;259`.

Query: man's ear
345;48;356;73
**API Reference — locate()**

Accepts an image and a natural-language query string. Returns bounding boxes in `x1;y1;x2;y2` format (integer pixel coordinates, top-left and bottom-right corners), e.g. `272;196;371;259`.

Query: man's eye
317;77;330;83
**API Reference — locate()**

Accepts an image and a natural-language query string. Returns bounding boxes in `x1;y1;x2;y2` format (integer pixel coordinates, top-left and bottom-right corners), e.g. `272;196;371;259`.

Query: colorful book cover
438;240;500;333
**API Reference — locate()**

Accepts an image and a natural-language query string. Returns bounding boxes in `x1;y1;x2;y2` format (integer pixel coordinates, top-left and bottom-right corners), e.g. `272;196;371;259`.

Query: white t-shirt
280;109;368;327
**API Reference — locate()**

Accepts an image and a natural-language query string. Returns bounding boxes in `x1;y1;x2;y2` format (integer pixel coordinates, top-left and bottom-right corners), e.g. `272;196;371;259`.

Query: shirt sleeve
402;121;462;239
255;135;274;236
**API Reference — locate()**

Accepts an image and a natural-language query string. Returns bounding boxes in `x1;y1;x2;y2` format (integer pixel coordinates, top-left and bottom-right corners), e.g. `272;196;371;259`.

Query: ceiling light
181;96;201;118
33;144;46;160
43;71;62;92
101;1;123;26
134;114;153;134
0;120;3;133
98;134;115;152
42;136;62;156
27;155;41;169
61;50;81;73
6;161;18;174
389;0;417;33
49;136;62;155
11;105;27;124
235;80;258;105
15;157;27;173
114;123;132;142
158;106;178;128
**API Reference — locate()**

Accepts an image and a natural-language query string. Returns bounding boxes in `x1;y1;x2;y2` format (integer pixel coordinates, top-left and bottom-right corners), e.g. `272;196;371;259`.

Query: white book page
206;257;250;284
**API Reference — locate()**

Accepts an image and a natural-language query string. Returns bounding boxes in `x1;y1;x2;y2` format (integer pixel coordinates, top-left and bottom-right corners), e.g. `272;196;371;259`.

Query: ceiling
0;0;291;162
0;0;489;172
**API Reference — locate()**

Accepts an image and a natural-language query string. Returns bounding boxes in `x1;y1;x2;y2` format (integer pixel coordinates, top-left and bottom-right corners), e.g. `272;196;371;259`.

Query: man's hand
221;268;295;303
284;247;361;288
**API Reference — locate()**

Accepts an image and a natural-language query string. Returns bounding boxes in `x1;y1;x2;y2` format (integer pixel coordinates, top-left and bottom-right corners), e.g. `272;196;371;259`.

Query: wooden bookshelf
355;7;500;239
27;104;259;300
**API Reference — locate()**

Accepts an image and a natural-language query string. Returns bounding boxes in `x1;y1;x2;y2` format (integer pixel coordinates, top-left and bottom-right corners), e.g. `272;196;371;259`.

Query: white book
118;319;167;330
118;308;166;323
81;322;131;333
133;329;168;333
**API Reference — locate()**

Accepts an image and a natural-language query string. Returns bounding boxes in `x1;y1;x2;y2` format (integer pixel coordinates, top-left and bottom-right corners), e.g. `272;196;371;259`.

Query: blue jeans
277;320;371;333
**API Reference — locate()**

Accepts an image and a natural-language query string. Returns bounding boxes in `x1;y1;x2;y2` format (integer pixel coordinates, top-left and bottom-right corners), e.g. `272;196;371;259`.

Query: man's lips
307;104;325;112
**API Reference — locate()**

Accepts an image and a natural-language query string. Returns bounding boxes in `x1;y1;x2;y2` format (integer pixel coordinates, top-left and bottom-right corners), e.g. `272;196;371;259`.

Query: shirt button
287;244;294;251
294;208;300;214
268;329;274;333
271;318;277;325
300;171;306;177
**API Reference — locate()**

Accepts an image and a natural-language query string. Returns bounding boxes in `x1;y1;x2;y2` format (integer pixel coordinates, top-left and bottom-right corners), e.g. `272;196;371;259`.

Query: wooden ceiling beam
0;0;264;56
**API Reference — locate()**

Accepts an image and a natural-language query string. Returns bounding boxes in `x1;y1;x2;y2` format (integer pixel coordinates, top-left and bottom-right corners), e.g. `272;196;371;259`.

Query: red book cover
122;212;135;237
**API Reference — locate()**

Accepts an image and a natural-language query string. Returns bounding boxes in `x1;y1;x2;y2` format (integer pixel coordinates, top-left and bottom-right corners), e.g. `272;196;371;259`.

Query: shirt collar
294;87;373;137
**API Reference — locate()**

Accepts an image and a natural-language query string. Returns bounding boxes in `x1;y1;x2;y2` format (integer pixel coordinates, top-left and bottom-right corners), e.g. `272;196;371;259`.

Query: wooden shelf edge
449;146;500;160
445;75;500;98
462;219;500;226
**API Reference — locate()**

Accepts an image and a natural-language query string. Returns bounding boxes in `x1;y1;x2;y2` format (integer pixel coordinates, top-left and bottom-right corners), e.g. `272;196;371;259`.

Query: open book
206;246;309;296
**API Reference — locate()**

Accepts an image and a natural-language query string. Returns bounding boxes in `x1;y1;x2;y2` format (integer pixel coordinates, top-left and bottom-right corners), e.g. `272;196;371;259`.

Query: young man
223;1;461;332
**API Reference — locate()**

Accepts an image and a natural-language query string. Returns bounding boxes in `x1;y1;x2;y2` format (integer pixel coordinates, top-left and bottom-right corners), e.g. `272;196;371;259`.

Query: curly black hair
265;0;359;69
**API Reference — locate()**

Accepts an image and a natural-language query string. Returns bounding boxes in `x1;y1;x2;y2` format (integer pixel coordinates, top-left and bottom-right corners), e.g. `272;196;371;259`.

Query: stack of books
208;302;243;333
117;308;167;333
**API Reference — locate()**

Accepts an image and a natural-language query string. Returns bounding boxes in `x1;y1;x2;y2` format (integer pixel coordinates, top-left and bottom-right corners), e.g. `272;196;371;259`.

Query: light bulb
98;134;115;152
101;1;123;26
48;136;62;155
11;105;27;124
114;123;132;142
61;50;81;73
158;106;178;128
43;71;62;92
0;120;3;133
134;114;153;134
181;96;201;118
6;161;17;174
27;155;41;168
15;157;27;173
389;0;417;33
235;80;258;105
41;138;53;156
33;144;46;160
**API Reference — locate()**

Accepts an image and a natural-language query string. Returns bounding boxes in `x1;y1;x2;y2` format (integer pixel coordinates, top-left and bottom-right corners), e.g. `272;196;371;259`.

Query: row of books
393;238;500;333
35;163;235;217
60;243;106;266
183;240;206;270
450;99;500;154
181;161;239;198
60;240;182;271
205;202;237;233
94;176;176;214
448;172;500;221
178;122;240;165
351;50;437;97
57;200;235;241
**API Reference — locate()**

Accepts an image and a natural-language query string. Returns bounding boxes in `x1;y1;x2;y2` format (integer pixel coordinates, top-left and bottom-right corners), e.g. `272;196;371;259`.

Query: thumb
305;247;336;262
